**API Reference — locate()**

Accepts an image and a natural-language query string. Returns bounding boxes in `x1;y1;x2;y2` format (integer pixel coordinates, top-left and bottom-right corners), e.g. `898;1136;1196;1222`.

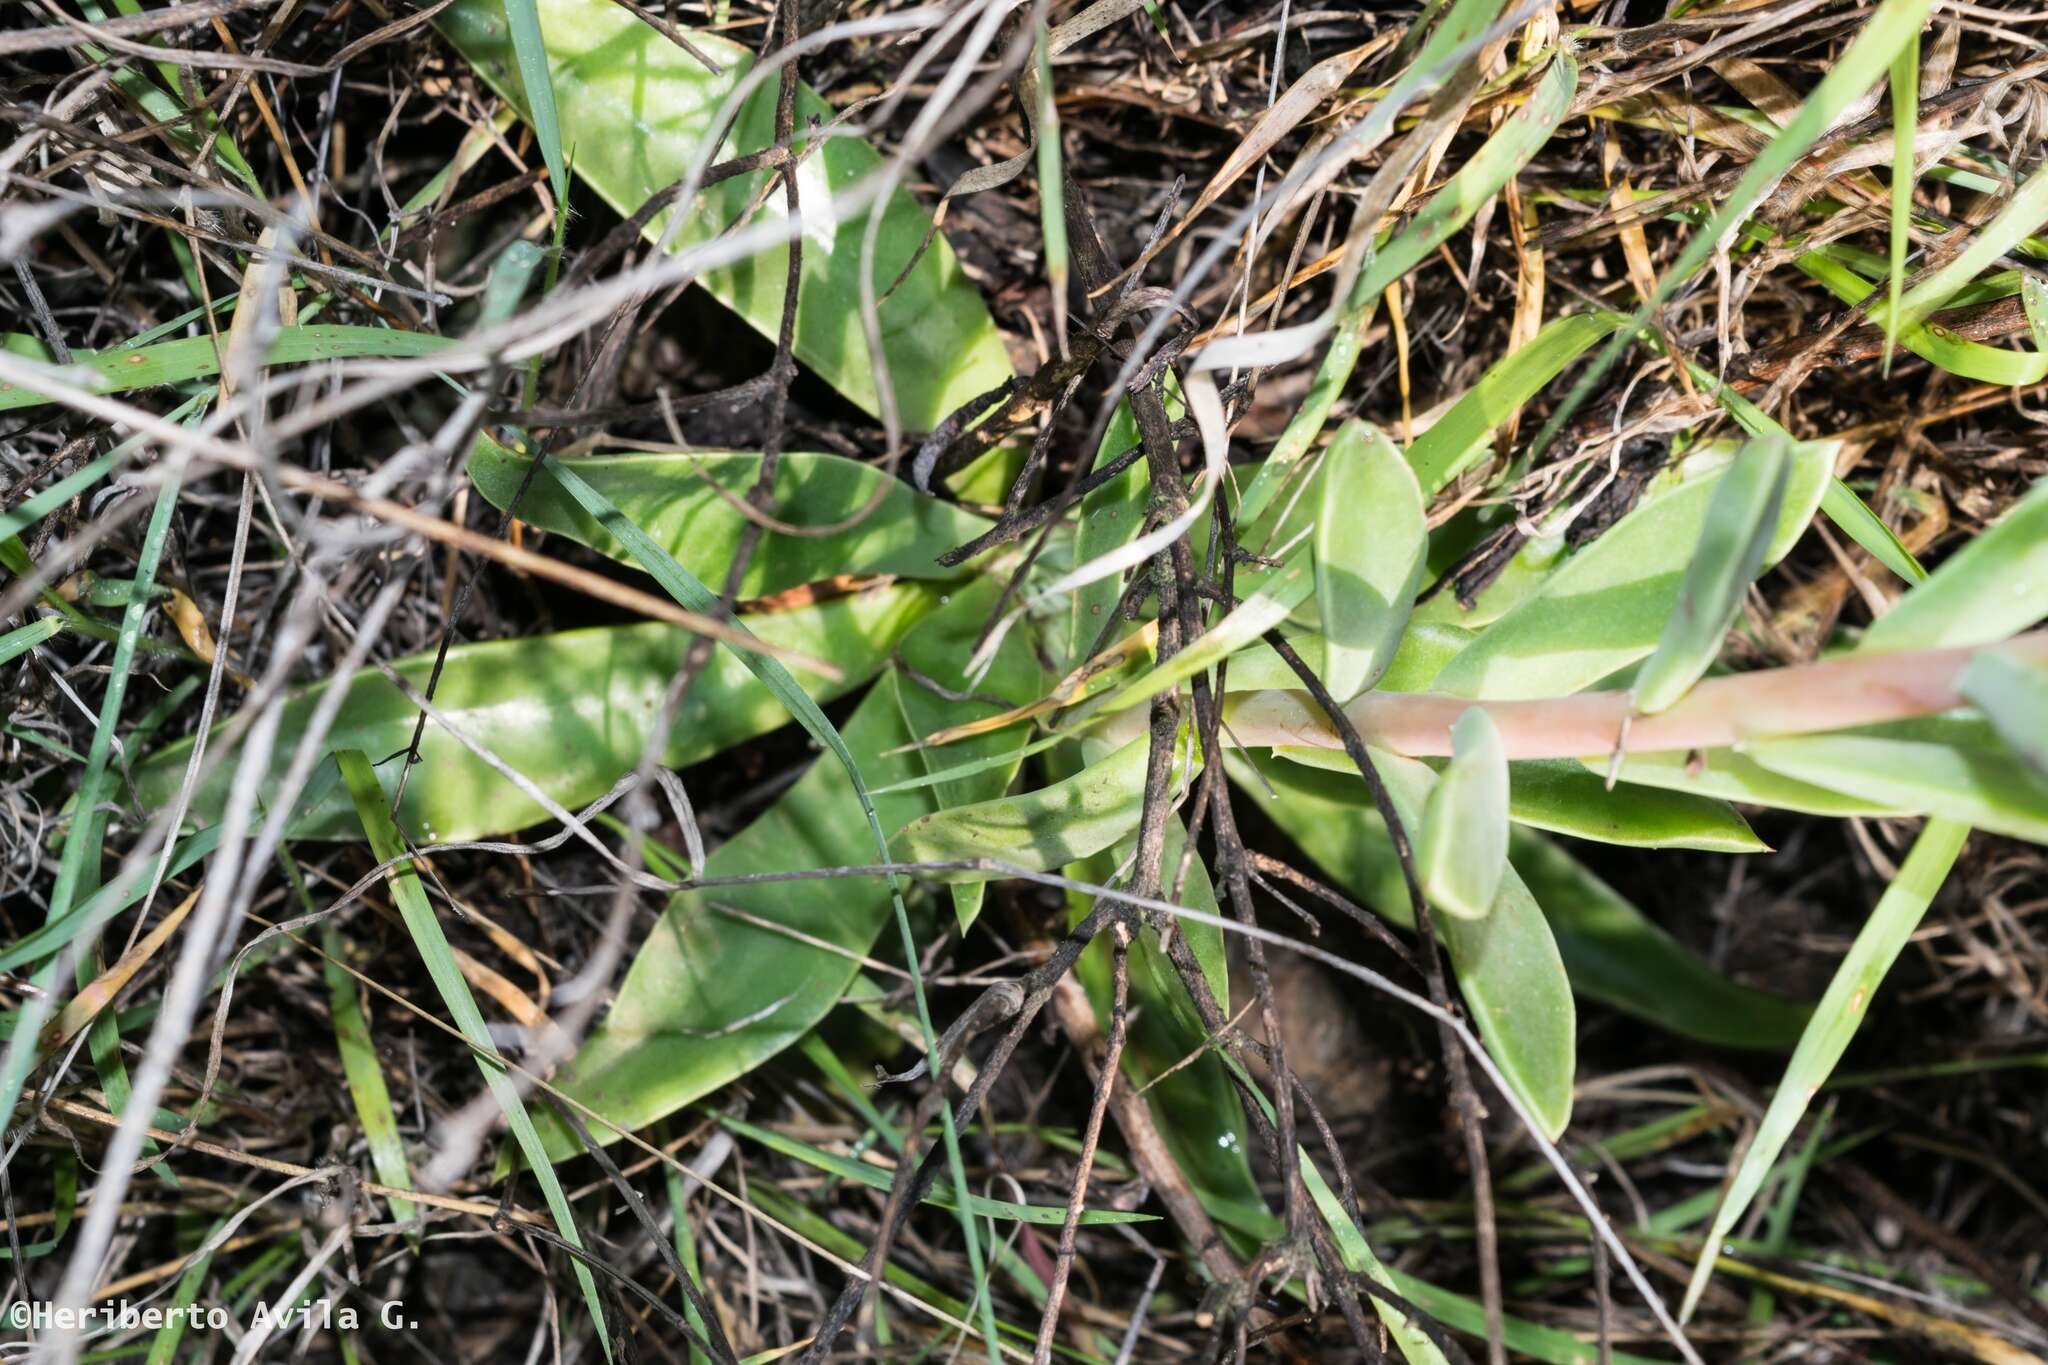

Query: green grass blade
1884;33;1919;371
145;1220;224;1365
0;446;126;541
717;1115;1154;1225
1883;162;2048;334
1632;435;1791;713
1238;41;1574;530
0;617;62;667
0;326;450;414
1;457;188;1165
339;749;612;1359
285;845;417;1228
1797;250;2047;385
1678;816;1968;1321
1417;708;1508;920
1687;358;1928;583
500;0;569;215
1528;0;1939;462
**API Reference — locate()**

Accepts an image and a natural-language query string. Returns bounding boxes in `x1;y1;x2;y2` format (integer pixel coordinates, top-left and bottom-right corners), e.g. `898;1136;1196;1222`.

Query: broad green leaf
1316;422;1427;701
1858;477;2048;653
1508;832;1811;1051
133;586;931;843
340;750;611;1355
717;1115;1154;1225
1429;441;1829;699
1960;647;2048;774
0;326;449;414
1601;749;1900;818
1405;311;1627;493
315;897;417;1226
1229;751;1575;1138
1746;719;2048;844
889;590;1046;932
894;729;1194;881
1417;708;1507;920
469;435;989;599
1632;435;1791;713
438;0;1013;432
1500;760;1764;852
1680;818;1968;1320
545;584;1041;1154
1819;478;1928;584
1224;622;1475;694
1683;359;1927;584
501;0;568;217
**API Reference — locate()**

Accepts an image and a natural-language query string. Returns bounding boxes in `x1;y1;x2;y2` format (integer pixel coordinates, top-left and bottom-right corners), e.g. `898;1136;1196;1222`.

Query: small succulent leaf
1315;422;1428;702
1417;707;1509;919
1228;750;1575;1138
